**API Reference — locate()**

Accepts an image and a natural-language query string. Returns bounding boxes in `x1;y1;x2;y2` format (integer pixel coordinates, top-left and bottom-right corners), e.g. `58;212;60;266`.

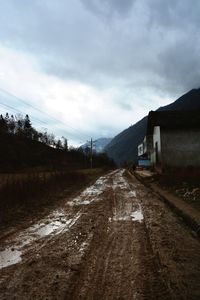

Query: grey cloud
117;102;132;111
147;0;200;30
81;0;135;18
0;0;199;99
156;35;200;94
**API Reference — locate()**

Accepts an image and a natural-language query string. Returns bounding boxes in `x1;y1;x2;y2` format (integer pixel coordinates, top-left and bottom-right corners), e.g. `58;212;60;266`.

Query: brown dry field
0;169;200;299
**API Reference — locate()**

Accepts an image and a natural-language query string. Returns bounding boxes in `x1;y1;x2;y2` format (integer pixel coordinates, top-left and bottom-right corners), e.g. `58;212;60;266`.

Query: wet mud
0;169;200;299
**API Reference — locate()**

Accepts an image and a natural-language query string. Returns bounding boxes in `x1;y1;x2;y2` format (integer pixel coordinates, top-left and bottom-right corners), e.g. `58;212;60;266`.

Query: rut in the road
66;171;171;300
1;169;200;300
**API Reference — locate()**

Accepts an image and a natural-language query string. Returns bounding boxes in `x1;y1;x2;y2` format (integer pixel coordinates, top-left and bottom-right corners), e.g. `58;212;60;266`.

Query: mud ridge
134;172;200;238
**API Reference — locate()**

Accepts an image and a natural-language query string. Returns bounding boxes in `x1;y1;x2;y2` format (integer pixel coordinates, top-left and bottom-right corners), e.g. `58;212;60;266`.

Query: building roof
147;110;200;134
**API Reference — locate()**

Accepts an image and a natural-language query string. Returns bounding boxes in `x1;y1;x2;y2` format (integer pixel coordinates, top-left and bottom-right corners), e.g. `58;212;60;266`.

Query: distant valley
80;137;112;153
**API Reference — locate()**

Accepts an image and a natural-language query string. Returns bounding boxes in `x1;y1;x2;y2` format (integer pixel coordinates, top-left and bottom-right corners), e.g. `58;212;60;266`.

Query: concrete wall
143;137;147;154
161;129;200;167
151;126;162;164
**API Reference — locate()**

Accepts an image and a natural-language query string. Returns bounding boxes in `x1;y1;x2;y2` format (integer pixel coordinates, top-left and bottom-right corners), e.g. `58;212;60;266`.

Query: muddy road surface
0;169;200;299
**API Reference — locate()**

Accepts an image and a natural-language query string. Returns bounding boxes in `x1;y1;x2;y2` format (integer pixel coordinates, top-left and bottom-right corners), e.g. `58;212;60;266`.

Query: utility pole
90;138;93;169
87;138;95;169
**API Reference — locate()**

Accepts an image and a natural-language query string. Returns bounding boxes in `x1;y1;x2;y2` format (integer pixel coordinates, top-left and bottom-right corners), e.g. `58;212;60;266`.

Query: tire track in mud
128;171;200;300
0;170;115;270
140;190;200;299
1;169;199;300
0;170;117;299
67;170;171;300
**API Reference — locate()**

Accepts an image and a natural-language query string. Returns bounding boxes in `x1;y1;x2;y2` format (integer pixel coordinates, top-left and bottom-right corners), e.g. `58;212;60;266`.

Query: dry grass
0;168;107;230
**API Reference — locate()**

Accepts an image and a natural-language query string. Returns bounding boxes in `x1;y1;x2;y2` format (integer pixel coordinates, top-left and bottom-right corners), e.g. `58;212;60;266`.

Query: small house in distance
140;110;200;172
137;136;153;167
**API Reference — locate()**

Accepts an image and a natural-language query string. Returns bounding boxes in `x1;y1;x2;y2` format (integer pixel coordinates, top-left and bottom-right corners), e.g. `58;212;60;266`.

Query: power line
0;88;91;140
0;102;47;126
0;101;88;142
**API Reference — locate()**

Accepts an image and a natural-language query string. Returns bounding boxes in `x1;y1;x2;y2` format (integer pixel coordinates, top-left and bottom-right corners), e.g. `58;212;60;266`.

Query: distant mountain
81;138;112;153
105;88;200;165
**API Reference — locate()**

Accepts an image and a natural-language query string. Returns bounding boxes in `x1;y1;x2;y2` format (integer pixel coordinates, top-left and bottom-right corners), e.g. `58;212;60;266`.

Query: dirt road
0;169;200;299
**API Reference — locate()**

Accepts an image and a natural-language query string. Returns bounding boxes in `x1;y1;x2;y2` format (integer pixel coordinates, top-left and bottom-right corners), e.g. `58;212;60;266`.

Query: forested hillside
0;113;115;172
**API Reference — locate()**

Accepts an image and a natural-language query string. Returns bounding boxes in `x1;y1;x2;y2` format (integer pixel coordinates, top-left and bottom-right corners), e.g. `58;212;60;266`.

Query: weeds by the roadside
0;171;84;207
0;169;106;229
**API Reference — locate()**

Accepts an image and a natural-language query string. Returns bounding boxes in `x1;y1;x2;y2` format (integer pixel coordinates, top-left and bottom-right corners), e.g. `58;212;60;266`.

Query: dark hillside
0;113;115;172
105;88;200;165
158;88;200;111
0;133;83;172
105;117;147;165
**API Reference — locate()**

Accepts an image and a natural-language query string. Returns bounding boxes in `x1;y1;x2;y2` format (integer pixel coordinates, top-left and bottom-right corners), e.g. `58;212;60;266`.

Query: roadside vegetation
0;169;107;231
0;113;115;172
0;112;115;231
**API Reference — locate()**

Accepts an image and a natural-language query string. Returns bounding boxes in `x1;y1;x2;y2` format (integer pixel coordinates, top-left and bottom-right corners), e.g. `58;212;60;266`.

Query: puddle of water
0;248;22;268
0;211;81;270
68;174;112;206
79;233;93;254
131;209;143;223
113;216;130;221
112;210;143;222
0;170;123;269
24;212;81;240
32;221;64;237
29;211;72;238
127;191;136;197
112;169;143;222
112;170;131;191
112;202;144;223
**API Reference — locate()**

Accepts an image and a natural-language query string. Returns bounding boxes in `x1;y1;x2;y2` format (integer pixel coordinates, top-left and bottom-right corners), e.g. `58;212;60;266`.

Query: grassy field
0;168;110;231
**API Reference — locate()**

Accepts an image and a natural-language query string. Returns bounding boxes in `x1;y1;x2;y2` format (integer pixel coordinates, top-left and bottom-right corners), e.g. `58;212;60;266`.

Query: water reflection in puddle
0;211;81;270
0;171;117;270
0;170;126;269
30;213;68;238
68;177;111;206
112;204;144;223
0;248;22;268
131;209;143;222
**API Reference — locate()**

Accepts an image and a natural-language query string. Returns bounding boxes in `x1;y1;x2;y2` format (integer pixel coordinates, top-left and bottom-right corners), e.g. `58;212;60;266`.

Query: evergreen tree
5;112;9;124
16;119;24;136
56;139;62;149
0;114;8;135
62;136;68;151
24;114;32;138
8;115;16;134
15;114;24;136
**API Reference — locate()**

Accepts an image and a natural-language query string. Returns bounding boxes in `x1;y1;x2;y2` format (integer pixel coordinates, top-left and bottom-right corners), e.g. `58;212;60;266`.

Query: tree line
0;113;68;150
0;112;115;171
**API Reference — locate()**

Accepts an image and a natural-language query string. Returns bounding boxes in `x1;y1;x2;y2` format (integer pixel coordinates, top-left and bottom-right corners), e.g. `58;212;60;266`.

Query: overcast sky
0;0;199;145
